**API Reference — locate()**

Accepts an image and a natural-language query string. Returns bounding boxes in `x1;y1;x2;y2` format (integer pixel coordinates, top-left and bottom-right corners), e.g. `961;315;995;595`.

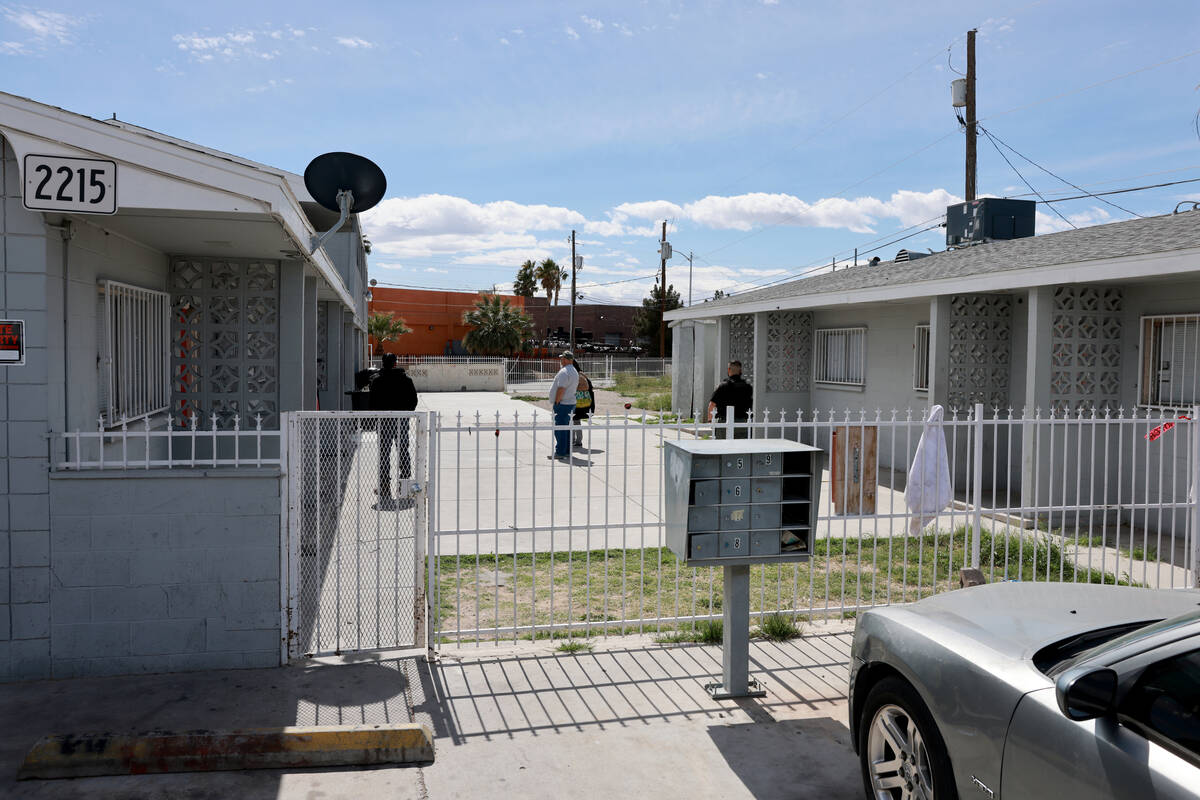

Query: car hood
893;582;1200;659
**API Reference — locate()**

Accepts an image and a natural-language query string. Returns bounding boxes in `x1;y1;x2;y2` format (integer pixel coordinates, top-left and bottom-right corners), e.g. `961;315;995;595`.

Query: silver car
848;582;1200;799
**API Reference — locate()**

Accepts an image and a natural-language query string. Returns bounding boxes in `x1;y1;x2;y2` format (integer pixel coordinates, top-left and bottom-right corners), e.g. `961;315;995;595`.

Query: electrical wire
979;124;1144;217
980;127;1076;229
1034;176;1200;204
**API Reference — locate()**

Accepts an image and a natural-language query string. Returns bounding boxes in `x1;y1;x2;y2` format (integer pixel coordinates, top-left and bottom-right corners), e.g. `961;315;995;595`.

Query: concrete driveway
0;625;861;799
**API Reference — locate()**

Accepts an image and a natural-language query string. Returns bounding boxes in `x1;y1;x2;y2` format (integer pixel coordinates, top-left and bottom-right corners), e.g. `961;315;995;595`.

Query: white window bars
99;280;170;426
1140;314;1200;409
814;327;866;386
913;324;931;391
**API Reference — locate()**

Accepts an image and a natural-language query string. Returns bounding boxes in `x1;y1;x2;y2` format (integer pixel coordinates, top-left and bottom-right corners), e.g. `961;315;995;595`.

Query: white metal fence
55;413;282;470
430;405;1200;645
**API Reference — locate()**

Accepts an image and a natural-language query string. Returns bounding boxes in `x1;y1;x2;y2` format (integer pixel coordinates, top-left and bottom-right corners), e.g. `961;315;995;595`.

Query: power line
1034;176;1200;204
979;124;1144;217
980;127;1076;229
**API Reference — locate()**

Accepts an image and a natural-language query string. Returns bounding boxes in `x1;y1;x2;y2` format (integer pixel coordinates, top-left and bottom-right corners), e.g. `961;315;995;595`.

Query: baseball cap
559;350;574;359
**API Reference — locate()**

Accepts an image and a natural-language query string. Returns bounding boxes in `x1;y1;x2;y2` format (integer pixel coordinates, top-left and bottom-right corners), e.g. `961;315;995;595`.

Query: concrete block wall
1;136;53;681
43;471;282;680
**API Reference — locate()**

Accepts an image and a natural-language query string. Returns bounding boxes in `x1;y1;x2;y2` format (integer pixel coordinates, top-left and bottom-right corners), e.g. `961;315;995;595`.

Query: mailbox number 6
733;485;742;496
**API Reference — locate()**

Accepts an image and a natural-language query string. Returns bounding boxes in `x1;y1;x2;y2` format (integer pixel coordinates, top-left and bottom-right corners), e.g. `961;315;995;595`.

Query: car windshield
1048;607;1200;677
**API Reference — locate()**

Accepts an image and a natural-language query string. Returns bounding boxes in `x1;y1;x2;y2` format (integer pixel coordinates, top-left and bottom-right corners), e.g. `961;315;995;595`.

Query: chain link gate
283;411;430;660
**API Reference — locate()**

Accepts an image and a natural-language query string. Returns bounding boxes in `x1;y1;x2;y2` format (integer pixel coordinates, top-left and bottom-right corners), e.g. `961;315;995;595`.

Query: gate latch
399;479;423;495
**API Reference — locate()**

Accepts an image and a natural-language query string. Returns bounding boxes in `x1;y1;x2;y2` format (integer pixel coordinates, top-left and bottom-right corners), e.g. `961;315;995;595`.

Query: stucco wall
43;471;281;680
1;136;54;681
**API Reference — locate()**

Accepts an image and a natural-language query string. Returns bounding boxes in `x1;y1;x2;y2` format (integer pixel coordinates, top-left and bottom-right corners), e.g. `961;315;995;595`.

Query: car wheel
858;676;957;800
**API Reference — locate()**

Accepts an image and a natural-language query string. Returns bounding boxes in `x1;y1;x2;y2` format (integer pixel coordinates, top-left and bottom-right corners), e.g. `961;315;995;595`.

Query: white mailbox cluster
665;440;822;566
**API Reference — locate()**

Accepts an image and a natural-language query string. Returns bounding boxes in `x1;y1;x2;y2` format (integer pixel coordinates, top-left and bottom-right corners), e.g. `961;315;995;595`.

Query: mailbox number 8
733;537;742;549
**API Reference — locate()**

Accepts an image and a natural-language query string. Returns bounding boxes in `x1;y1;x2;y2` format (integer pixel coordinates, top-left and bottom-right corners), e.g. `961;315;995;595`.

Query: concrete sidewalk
0;624;860;799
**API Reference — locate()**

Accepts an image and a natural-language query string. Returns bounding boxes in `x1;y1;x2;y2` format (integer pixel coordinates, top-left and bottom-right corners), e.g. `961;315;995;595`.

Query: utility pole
570;229;577;351
659;221;667;357
965;28;977;202
684;251;694;306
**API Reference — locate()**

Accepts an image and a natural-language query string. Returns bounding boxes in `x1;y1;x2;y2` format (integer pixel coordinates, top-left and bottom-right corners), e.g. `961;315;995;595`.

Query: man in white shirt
547;350;579;460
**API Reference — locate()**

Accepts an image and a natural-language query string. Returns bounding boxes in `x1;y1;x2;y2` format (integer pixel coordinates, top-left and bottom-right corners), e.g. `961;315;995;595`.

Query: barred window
1140;315;1200;408
99;280;170;426
914;324;931;391
814;327;866;386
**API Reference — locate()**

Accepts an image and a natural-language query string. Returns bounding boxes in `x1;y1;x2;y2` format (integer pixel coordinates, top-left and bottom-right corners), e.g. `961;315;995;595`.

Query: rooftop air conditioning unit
946;198;1036;247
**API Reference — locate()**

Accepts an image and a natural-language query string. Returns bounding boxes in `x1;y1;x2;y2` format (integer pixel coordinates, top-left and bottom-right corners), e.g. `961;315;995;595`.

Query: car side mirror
1055;666;1117;721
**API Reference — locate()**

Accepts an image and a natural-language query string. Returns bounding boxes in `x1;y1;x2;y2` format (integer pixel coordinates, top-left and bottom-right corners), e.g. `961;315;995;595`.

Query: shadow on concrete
707;718;861;800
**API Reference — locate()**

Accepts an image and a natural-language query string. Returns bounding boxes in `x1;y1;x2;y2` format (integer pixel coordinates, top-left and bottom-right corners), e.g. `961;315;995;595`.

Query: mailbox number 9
764;454;772;464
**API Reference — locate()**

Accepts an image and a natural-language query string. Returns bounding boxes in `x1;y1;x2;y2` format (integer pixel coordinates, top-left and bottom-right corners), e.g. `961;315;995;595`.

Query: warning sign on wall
0;320;25;365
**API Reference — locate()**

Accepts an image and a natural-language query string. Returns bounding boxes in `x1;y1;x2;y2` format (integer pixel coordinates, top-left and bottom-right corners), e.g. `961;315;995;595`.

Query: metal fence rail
55;413;282;470
431;405;1200;645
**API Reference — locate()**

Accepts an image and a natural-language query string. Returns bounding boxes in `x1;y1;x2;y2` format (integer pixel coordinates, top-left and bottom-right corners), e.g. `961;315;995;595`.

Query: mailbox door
720;532;750;558
688;506;719;532
751;478;781;503
691;480;721;506
750;531;780;556
719;504;750;530
720;454;752;477
750;504;782;529
752;452;783;476
690;533;719;560
721;479;750;503
693;455;721;478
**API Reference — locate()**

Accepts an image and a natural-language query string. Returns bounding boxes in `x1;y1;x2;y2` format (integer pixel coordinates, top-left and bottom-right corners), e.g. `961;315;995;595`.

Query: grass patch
756;613;803;641
433;527;1136;644
510;395;544;403
654;619;723;645
556;640;594;653
612;372;672;410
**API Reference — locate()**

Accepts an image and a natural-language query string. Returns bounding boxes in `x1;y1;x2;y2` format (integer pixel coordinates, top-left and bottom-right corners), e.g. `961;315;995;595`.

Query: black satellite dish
303;152;387;253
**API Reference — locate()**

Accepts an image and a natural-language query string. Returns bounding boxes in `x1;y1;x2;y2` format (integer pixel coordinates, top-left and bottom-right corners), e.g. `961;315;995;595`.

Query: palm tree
462;294;533;356
367;311;412;356
536;258;564;305
513;260;538;297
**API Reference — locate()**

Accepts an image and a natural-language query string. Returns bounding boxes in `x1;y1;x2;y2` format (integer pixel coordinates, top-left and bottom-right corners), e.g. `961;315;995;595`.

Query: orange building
368;287;527;356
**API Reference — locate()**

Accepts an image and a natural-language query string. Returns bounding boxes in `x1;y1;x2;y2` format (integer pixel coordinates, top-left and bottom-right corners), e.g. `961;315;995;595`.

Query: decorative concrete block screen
1051;286;1123;414
171;259;281;429
948;294;1013;410
728;314;755;382
765;311;812;393
317;302;328;393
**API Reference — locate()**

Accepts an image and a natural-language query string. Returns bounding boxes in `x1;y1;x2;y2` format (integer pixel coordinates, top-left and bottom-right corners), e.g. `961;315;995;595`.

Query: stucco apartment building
666;204;1200;532
0;92;370;681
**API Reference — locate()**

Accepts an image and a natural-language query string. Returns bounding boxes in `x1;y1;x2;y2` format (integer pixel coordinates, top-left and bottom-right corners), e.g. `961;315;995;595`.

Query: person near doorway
547;350;578;460
707;360;753;439
571;357;595;448
371;352;419;498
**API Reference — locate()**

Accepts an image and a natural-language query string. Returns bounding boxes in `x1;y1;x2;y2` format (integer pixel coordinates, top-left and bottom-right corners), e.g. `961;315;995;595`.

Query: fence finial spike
97;416;104;431
255;414;263;430
233;414;241;431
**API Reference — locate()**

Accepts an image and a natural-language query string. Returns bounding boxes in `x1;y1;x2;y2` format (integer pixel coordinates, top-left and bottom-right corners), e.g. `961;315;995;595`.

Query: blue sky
3;1;1199;304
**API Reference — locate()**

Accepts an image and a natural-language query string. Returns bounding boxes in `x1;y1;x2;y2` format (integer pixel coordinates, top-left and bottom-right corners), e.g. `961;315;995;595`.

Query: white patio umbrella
905;404;953;535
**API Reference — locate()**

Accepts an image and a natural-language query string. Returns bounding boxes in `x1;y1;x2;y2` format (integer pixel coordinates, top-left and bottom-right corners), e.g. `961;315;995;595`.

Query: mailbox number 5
735;458;744;470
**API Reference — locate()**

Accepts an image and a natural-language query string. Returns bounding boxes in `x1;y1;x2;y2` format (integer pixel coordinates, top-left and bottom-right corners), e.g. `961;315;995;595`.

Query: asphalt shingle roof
693;210;1200;313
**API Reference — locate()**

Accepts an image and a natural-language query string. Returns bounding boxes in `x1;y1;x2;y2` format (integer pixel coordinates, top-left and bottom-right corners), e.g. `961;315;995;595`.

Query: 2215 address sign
22;154;117;215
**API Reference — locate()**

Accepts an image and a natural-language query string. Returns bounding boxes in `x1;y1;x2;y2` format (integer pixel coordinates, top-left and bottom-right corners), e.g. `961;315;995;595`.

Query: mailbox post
664;439;823;699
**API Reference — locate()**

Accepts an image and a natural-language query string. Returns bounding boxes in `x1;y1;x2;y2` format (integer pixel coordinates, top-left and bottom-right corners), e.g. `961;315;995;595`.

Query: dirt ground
512;387;671;417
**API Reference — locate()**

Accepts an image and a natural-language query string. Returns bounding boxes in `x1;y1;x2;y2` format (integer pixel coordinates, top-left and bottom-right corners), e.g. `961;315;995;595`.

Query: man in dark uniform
370;353;419;499
707;360;753;439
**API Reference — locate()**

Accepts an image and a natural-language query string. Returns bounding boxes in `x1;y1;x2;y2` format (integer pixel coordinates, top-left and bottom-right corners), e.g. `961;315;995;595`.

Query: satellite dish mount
303;152;387;256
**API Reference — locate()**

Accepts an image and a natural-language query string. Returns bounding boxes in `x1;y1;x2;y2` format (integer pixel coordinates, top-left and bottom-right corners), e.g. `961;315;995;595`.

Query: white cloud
581;15;604;32
762;0;780;5
0;40;28;54
565;25;579;40
3;8;82;43
755;72;767;80
362;194;586;261
683;188;959;234
615;23;633;37
499;37;510;45
512;28;524;35
335;36;374;48
172;29;291;61
1036;206;1113;234
424;267;449;274
245;78;294;93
